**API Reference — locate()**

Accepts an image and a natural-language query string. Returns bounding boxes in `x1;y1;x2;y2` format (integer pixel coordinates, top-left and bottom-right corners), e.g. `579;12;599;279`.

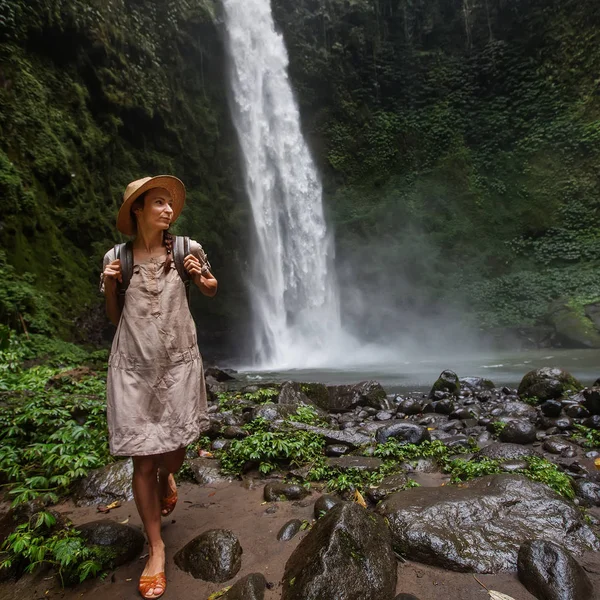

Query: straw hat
116;175;186;236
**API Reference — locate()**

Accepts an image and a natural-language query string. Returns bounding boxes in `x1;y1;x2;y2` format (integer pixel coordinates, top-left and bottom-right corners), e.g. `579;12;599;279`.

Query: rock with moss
546;298;600;349
281;502;396;600
324;381;387;412
77;520;144;568
517;367;582;402
429;371;460;399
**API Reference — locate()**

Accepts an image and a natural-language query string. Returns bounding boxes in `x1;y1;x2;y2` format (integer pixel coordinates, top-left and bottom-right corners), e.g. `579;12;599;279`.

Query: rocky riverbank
2;365;600;599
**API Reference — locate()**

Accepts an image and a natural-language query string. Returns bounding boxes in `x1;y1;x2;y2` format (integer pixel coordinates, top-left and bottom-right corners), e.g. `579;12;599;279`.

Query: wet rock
366;473;409;504
564;403;589;419
518;367;582;402
517;540;593;600
77;521;144;567
205;366;235;382
583;414;600;429
325;444;350;457
573;480;600;507
222;425;248;439
325;381;387;412
314;494;342;518
277;520;304;541
206;375;228;396
281;503;396;600
500;460;529;472
460;377;495;392
581;387;600;415
499;420;537;444
429;370;460;399
397;398;423;415
212;439;230;451
375;410;393;421
399;458;440;474
290;423;372;448
74;459;133;506
278;382;329;410
541;400;563;418
432;399;455;414
377;474;599;573
264;483;310;502
500;402;537;418
250;403;294;423
187;458;230;485
325;456;383;472
542;437;578;456
222;573;267;600
375;422;431;445
174;529;242;582
475;442;537;461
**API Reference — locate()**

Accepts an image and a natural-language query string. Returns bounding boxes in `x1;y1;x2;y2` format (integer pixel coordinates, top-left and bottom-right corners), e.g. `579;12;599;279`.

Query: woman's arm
103;259;123;325
183;254;218;297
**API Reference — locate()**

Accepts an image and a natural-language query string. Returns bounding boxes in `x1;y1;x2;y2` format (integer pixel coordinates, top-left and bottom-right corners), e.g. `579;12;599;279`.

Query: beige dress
101;240;210;456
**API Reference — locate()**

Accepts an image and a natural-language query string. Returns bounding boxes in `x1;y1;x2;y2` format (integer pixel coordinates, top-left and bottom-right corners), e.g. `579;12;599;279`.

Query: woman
101;175;217;599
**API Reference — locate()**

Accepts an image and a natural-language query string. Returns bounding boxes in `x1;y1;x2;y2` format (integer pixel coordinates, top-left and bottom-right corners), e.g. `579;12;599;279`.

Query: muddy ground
1;477;599;600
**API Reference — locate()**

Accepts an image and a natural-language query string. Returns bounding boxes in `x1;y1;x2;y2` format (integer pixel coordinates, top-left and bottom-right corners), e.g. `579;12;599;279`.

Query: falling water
222;0;345;369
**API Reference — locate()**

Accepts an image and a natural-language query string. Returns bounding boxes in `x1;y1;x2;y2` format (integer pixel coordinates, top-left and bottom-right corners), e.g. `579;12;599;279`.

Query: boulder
397;398;424;415
540;400;563;418
475;442;537;461
186;458;230;485
281;503;396;600
460;377;495;392
325;444;350;457
222;573;267;600
174;529;242;582
429;370;460;399
74;459;133;506
518;367;582;401
205;366;235;382
366;473;409;504
542;437;578;456
581;388;600;415
314;495;342;519
499;420;537;444
573;480;600;507
278;381;328;411
546;298;600;349
375;422;431;445
77;520;144;567
264;483;310;502
517;540;594;600
377;474;598;573
325;381;387;412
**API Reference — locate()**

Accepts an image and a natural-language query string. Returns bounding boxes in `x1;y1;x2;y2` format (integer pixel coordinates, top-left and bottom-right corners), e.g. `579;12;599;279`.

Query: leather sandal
160;489;177;517
138;571;166;599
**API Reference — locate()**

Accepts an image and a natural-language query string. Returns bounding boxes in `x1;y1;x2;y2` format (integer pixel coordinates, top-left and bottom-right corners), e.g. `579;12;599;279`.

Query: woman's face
134;187;174;232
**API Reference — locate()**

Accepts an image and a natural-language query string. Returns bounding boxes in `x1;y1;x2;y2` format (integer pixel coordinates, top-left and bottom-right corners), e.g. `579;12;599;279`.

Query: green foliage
491;422;507;435
0;512;103;585
287;404;327;426
572;425;600;449
372;439;472;462
242;387;280;403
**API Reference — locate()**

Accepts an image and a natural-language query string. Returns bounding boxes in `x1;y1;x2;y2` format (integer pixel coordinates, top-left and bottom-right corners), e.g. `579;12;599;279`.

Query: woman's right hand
103;259;122;290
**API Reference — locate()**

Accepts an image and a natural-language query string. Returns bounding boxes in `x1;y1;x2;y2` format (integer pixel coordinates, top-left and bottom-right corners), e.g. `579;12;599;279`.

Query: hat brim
116;175;186;236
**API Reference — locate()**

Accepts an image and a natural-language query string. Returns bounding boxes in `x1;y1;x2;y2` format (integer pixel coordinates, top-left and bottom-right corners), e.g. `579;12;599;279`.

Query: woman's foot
139;543;166;599
159;470;177;517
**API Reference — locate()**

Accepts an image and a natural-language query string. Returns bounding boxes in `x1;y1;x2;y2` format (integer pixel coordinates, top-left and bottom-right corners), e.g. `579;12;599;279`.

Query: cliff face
0;0;248;353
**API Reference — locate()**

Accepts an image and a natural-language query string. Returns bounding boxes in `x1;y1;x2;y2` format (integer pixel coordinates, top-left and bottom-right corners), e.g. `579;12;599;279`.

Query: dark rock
375;422;431;445
212;439;230;451
517;539;593;600
541;400;563;418
542;437;578;456
222;425;248;439
500;460;529;472
278;382;329;411
264;483;310;502
290;423;372;448
518;367;582;402
205;366;235;382
314;495;342;518
222;573;267;600
277;520;304;541
429;370;460;399
583;415;600;429
564;403;590;419
325;456;383;472
500;402;537;418
250;403;294;423
206;375;228;396
460;377;495;392
74;459;133;506
432;399;455;414
547;298;600;349
573;480;600;507
581;387;600;415
77;521;144;567
187;458;230;485
281;503;396;600
366;473;409;504
377;474;599;573
325;381;387;412
476;442;537;461
397;398;423;415
555;417;574;430
499;420;537;444
174;529;242;582
325;444;350;457
375;410;393;421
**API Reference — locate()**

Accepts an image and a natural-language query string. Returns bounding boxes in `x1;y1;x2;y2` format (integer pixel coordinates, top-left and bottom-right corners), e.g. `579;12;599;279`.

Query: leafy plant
572;425;600;449
287;404;327;426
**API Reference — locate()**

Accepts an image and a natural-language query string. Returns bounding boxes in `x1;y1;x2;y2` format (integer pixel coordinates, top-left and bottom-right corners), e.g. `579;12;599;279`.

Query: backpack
114;235;191;305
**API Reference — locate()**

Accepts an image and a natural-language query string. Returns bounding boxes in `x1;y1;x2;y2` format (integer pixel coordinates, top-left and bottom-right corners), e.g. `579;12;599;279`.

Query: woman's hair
130;192;173;271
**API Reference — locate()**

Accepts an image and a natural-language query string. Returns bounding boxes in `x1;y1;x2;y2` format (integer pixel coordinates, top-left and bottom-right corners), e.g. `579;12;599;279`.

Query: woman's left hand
184;253;207;279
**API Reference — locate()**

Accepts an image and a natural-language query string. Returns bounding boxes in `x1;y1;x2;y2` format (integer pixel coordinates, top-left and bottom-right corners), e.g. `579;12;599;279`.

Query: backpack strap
114;241;133;301
172;235;191;305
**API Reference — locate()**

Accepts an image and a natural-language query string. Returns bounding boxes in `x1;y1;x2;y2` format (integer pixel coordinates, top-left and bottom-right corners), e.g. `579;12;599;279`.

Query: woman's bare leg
157;447;186;514
132;455;165;597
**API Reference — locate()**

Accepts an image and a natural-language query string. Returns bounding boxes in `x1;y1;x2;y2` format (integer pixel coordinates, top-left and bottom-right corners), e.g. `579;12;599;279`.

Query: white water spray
222;0;352;369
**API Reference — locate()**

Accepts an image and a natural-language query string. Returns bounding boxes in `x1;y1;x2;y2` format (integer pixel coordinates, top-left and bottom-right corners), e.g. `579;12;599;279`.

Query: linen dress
101;240;210;456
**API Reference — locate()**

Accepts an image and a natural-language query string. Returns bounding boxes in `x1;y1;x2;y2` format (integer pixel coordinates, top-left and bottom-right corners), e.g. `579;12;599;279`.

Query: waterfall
222;0;344;369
